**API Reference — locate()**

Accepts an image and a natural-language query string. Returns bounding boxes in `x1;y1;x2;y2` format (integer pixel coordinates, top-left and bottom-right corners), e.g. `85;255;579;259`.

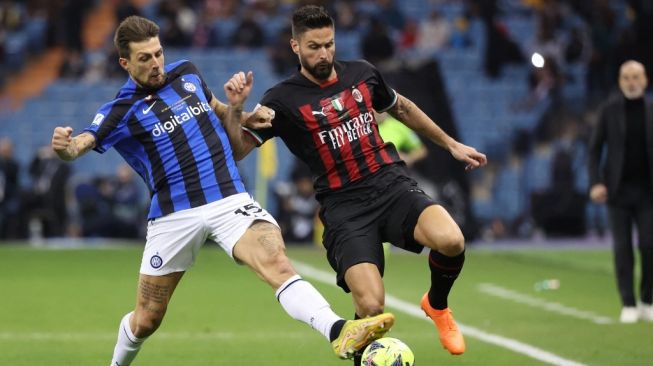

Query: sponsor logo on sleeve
92;113;105;126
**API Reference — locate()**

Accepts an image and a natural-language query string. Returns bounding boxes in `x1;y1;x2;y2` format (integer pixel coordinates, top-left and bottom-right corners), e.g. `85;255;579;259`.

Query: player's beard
136;72;166;89
303;58;333;82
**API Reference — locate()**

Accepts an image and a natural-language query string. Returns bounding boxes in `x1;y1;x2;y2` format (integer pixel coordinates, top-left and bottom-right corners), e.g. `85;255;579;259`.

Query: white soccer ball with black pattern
361;337;415;366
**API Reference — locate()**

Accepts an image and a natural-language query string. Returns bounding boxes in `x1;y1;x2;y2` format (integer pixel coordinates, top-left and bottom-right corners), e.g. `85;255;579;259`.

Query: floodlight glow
531;52;545;68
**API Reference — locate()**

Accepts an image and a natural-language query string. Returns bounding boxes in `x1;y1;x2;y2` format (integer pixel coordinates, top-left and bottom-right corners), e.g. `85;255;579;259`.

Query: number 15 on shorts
234;202;267;218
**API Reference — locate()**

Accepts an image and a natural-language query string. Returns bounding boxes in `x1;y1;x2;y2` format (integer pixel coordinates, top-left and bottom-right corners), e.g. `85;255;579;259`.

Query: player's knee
259;251;296;287
439;227;465;255
357;298;385;317
133;312;164;338
270;252;295;277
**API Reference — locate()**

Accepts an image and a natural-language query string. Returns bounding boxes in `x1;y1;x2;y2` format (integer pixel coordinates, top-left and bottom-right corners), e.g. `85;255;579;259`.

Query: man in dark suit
588;60;653;323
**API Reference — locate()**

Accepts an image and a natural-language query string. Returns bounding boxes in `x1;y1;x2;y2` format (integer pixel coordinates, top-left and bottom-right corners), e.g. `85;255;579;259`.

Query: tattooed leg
132;271;185;338
232;220;296;289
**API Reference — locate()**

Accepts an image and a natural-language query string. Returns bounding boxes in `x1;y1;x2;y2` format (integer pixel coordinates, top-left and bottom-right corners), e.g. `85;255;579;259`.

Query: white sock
109;312;146;366
276;275;342;340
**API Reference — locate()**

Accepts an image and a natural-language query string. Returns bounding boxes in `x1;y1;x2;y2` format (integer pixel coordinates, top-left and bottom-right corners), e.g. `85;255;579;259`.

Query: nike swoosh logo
142;101;157;114
311;111;326;117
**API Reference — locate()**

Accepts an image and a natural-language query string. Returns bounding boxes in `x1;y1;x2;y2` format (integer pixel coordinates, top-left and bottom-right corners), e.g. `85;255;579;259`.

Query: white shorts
140;193;278;276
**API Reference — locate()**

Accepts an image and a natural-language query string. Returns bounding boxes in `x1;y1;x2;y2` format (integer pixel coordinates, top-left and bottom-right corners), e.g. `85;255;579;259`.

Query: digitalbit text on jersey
151;101;212;137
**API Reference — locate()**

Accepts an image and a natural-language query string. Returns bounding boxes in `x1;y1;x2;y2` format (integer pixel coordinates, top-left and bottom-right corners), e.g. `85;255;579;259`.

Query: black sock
329;319;347;342
428;249;465;310
353;313;362;366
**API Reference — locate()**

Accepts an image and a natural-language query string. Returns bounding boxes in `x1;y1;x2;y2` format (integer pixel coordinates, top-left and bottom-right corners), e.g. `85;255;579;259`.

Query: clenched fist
52;126;73;153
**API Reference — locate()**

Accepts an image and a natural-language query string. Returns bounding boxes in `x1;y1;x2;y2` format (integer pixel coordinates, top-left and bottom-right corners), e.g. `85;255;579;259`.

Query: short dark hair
113;16;160;59
291;5;334;39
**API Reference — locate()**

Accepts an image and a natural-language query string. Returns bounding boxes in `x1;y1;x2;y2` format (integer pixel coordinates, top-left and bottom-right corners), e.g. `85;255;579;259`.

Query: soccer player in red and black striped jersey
229;5;487;361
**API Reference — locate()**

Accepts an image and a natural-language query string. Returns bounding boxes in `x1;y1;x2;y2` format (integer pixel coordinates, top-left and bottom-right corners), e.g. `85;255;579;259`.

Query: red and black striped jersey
249;60;402;198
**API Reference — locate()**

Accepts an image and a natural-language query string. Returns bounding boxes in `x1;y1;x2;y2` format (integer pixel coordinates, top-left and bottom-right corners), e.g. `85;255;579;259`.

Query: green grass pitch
0;243;651;365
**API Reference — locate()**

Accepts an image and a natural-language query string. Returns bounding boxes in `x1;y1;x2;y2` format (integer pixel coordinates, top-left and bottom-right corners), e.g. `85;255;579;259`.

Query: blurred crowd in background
1;0;653;244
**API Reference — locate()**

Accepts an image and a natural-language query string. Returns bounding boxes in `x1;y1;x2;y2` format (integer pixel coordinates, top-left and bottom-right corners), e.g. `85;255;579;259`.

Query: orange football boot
420;292;465;355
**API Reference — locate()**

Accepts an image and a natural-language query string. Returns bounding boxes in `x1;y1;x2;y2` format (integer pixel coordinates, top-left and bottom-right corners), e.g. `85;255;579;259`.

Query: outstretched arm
211;93;273;129
386;93;487;170
51;127;96;161
220;71;260;161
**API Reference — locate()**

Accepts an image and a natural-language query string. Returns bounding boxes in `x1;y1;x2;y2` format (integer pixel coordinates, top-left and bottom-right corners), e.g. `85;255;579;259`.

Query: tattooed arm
221;71;260;161
51;127;96;161
386;93;487;170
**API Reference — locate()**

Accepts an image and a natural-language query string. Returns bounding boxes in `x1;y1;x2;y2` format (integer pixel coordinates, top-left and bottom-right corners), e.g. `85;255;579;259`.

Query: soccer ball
361;337;415;366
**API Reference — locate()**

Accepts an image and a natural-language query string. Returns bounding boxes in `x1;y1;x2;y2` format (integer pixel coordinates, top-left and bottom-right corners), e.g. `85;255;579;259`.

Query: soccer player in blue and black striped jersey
50;16;395;365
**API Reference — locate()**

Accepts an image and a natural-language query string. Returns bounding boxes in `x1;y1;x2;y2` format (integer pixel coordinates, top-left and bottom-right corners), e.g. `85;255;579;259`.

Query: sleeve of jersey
82;100;131;153
241;99;281;147
365;61;398;113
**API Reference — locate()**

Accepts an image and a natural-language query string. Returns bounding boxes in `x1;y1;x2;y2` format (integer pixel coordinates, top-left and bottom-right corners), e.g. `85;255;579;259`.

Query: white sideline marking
292;260;587;366
478;283;614;325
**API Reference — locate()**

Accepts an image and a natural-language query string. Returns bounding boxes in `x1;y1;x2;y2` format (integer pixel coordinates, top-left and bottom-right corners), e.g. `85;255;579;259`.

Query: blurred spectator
332;1;358;31
202;0;239;19
192;12;220;48
75;176;115;237
375;0;405;32
115;0;142;22
268;24;296;76
274;161;318;244
0;0;25;31
416;10;451;55
586;0;618;99
564;25;591;64
59;50;86;79
361;17;394;66
157;0;196;46
450;14;472;49
530;55;563;100
484;20;525;78
230;10;264;48
399;18;418;51
111;164;143;238
529;4;565;69
24;146;71;238
74;164;143;238
0;137;19;239
58;0;92;52
515;55;563;111
531;122;587;237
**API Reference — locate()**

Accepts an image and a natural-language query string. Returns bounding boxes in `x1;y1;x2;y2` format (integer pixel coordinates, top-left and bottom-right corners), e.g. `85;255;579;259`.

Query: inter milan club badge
183;81;196;93
352;88;363;103
150;254;163;269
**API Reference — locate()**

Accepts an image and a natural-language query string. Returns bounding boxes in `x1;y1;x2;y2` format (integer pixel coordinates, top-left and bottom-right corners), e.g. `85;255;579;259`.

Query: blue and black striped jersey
84;60;246;219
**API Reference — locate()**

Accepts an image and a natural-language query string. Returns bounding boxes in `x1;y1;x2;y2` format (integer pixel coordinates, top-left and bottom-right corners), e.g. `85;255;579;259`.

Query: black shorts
318;164;435;292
